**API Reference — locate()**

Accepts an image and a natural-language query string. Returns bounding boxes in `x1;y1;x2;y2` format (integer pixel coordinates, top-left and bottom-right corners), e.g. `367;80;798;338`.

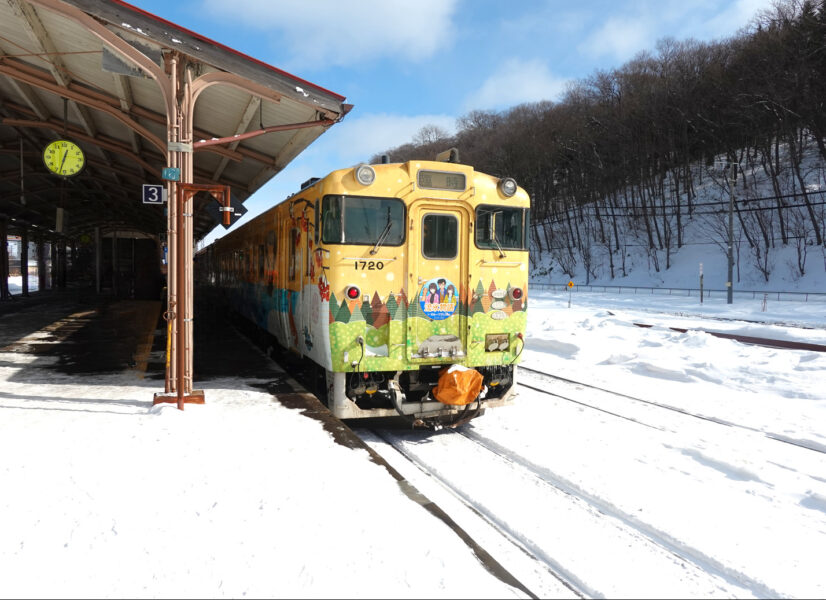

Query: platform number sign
142;184;166;204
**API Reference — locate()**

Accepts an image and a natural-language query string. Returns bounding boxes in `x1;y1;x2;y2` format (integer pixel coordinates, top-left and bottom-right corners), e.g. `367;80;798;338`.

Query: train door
407;201;469;360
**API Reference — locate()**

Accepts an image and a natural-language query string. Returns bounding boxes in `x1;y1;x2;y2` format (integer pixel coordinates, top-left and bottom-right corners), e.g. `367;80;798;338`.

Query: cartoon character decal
418;277;458;321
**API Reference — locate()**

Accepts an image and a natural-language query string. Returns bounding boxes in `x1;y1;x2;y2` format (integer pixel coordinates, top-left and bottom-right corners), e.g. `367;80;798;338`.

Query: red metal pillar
153;184;230;409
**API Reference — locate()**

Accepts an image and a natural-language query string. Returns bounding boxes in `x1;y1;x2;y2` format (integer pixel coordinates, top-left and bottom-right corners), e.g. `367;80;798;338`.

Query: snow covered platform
0;290;529;597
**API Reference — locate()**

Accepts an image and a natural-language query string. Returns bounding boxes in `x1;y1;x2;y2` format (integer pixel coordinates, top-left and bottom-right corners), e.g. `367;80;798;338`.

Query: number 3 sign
142;184;166;204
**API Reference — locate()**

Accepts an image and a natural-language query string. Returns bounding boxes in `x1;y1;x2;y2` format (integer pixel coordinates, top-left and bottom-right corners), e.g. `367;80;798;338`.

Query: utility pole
726;163;736;305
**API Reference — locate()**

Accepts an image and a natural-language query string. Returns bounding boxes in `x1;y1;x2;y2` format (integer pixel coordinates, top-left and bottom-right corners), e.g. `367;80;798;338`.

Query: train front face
318;160;530;424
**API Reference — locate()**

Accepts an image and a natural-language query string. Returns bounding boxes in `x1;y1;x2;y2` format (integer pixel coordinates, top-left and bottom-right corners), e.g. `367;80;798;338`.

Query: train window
322;196;342;242
475;205;529;250
321;195;404;246
422;214;457;259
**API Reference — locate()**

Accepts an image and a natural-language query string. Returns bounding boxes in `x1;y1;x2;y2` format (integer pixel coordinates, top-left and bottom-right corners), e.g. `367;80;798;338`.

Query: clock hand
58;148;68;174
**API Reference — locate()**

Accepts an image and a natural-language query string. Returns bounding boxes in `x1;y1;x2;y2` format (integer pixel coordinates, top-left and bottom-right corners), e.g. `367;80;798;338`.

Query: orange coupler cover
432;365;484;406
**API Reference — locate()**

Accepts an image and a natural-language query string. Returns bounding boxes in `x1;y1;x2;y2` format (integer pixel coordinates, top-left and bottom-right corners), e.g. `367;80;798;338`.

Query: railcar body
197;158;529;426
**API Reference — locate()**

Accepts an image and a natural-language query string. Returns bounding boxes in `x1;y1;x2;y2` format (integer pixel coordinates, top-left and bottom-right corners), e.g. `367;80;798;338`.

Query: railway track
518;366;826;456
630;323;826;352
359;426;767;599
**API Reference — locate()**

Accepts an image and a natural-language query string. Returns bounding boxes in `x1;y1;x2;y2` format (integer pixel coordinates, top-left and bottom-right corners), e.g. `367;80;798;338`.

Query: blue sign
142;184;165;204
161;167;180;181
418;277;459;321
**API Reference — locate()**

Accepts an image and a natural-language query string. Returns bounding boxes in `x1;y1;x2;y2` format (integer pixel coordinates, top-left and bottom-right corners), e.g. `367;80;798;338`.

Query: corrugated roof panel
0;0;349;241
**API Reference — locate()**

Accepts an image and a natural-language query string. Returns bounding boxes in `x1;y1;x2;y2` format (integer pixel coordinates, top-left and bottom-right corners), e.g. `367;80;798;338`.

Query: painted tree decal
482;279;496;312
458;282;469;317
386;292;399;319
329;292;339;324
350;300;365;322
372;295;391;329
472;280;486;315
407;292;421;319
335;300;351;323
361;298;374;326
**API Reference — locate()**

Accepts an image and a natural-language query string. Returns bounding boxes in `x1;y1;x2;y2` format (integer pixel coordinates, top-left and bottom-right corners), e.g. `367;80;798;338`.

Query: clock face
43;139;85;177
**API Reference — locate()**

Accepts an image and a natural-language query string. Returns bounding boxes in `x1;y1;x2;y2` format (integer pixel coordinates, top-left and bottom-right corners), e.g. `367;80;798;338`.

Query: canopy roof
0;0;351;242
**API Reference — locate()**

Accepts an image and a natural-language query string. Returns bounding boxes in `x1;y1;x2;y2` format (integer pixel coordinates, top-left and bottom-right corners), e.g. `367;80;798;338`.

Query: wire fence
528;282;826;303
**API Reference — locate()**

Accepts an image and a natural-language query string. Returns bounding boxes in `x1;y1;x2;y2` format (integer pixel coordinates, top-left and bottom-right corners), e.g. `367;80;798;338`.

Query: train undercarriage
326;364;518;428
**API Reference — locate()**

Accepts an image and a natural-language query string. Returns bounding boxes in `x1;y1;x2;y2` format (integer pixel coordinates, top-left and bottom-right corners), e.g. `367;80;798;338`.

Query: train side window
322;196;342;243
422;214;457;259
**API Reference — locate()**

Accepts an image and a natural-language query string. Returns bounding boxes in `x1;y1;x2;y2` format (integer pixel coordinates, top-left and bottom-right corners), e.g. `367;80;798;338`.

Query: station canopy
0;0;351;242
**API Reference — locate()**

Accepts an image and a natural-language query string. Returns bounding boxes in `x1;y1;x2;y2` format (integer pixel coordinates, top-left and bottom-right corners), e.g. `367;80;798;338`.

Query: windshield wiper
370;207;393;255
492;234;507;258
487;210;506;258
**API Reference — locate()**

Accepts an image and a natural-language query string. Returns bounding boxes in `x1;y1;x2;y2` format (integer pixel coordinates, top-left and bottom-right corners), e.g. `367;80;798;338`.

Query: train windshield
321;195;405;246
475;205;530;250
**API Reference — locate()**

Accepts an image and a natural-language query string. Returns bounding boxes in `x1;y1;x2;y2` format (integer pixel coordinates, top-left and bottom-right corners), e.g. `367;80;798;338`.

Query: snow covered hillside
530;142;826;294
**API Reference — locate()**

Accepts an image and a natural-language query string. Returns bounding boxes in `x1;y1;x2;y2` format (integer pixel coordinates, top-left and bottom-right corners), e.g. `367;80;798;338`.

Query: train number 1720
354;261;384;270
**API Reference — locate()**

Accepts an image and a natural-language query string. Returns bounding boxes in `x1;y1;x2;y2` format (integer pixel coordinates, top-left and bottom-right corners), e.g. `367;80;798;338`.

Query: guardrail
528;282;826;302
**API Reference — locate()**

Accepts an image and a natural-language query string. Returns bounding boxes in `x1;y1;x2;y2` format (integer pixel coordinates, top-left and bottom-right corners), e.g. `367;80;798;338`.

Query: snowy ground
0;279;825;598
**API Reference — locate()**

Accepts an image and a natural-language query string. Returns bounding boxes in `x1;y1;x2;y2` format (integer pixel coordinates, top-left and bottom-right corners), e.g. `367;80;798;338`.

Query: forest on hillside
373;0;826;284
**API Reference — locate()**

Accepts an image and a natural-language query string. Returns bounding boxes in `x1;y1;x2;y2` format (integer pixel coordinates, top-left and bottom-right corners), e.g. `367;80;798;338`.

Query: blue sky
123;0;775;243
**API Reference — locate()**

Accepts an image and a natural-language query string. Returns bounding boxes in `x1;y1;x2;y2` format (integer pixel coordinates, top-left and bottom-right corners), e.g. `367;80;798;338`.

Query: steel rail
519;366;826;456
630;323;826;352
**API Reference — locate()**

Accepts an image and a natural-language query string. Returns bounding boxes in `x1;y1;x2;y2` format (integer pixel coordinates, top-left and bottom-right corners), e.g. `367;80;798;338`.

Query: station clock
43;139;85;177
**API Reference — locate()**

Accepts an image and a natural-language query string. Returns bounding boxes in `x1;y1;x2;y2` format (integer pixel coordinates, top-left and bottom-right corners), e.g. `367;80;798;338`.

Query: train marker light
345;285;361;300
485;333;509;352
509;287;524;301
354;164;376;186
498;177;517;197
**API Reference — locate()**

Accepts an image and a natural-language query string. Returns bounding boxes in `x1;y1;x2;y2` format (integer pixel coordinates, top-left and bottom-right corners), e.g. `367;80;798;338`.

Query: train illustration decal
419;277;459;320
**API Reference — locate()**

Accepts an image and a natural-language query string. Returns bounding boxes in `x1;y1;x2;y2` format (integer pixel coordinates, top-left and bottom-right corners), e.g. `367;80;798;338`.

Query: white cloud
200;0;460;68
579;16;653;62
315;112;457;164
578;0;777;63
464;58;569;111
700;0;777;39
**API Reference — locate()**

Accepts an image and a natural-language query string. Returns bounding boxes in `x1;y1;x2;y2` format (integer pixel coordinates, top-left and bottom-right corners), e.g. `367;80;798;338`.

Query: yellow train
197;154;530;427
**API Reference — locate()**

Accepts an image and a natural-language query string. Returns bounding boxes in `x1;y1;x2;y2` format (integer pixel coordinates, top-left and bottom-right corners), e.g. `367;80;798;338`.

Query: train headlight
509;287;523;301
354;164;376;186
345;285;361;300
498;177;517;197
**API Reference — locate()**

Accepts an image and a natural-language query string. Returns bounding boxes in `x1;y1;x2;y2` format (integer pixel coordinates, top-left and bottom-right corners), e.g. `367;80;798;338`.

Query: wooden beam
2;118;160;173
0;59;167;154
112;73;142;154
8;0;100;137
212;95;260;180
